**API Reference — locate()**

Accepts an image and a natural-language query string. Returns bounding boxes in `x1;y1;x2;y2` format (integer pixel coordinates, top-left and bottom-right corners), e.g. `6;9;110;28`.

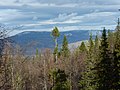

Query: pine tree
112;19;120;89
94;35;100;65
51;69;70;90
60;35;70;57
94;35;99;52
96;28;113;90
115;18;120;31
79;34;97;90
89;33;94;52
51;27;60;63
107;30;115;53
79;41;87;53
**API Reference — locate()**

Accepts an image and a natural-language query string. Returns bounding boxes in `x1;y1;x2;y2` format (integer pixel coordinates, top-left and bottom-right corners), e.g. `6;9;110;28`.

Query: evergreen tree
36;48;39;58
107;30;115;52
51;27;60;47
94;35;100;64
53;46;58;60
94;35;99;52
96;28;113;90
112;19;120;89
79;41;87;53
51;27;60;63
79;34;97;90
89;33;94;52
115;18;120;31
51;69;70;90
60;35;70;57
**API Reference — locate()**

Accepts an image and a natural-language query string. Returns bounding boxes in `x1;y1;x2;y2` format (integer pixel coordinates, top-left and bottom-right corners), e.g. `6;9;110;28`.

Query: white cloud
0;9;23;22
22;13;79;26
59;25;116;31
53;13;77;22
18;11;119;32
0;0;120;35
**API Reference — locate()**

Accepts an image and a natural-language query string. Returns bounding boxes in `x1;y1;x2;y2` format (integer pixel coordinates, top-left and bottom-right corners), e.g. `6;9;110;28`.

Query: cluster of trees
0;19;120;90
79;20;120;90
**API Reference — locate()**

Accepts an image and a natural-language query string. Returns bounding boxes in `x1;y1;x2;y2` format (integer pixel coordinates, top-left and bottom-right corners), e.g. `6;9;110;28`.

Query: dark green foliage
94;35;100;67
51;27;60;40
51;69;70;90
60;35;70;57
51;27;60;62
115;18;120;31
79;34;97;90
94;35;100;64
94;35;99;52
79;41;87;53
53;46;58;61
107;30;115;52
89;33;94;52
96;28;113;90
112;23;120;89
36;48;39;58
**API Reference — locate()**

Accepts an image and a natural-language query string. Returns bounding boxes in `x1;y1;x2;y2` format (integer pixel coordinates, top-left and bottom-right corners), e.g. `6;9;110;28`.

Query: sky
0;0;120;35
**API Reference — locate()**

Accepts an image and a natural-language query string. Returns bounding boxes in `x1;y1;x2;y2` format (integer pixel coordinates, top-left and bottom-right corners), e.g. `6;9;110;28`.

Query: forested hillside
10;30;102;54
0;19;120;90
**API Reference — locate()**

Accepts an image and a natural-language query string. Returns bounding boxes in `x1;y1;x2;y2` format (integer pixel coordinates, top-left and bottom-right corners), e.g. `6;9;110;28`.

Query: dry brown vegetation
0;42;86;90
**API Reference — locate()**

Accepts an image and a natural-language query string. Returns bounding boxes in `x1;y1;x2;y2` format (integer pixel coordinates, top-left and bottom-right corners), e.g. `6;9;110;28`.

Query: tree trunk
44;57;47;90
55;38;58;63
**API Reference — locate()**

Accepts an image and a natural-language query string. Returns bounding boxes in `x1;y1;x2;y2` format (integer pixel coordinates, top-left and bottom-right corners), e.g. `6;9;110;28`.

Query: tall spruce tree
60;35;70;57
108;30;114;52
112;18;120;89
96;28;113;90
51;69;70;90
94;35;99;52
79;41;87;53
79;34;97;90
51;27;60;63
94;35;100;61
115;18;120;31
89;33;94;52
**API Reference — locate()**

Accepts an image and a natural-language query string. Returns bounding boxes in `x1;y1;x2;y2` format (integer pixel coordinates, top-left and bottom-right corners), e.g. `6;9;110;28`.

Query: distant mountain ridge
9;30;112;54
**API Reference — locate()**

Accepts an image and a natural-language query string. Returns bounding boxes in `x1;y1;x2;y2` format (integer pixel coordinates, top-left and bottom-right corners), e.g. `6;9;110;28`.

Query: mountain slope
10;30;104;54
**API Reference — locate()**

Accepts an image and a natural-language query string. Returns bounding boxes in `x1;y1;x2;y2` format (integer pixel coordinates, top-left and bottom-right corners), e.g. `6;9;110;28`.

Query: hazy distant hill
10;30;104;54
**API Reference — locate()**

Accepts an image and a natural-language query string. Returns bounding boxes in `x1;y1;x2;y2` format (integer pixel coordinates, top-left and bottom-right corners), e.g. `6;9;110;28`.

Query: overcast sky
0;0;120;35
